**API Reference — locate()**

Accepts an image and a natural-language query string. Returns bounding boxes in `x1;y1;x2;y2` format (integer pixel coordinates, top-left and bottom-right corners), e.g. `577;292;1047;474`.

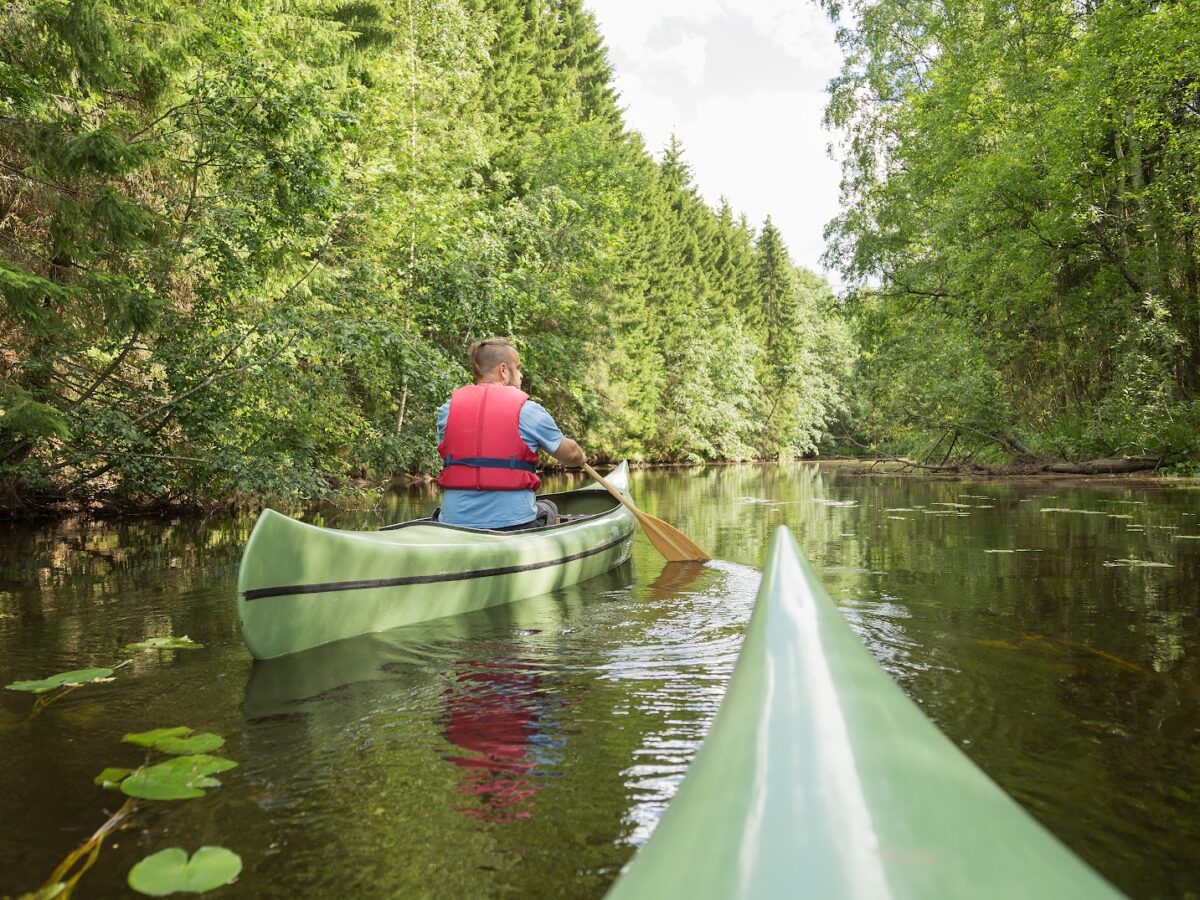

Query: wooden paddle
582;463;710;562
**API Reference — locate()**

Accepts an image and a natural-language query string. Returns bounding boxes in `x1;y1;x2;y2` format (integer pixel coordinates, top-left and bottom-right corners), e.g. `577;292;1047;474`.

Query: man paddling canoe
436;338;586;530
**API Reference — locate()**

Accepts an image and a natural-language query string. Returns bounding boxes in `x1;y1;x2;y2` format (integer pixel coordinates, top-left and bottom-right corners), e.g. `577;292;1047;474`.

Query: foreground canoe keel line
606;526;1123;900
237;462;637;659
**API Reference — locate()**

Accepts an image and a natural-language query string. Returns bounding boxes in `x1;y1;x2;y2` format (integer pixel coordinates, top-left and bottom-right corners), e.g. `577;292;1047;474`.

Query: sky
586;0;845;283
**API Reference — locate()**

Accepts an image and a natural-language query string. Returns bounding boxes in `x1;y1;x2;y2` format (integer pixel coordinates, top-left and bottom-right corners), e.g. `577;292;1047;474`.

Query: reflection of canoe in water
607;526;1122;900
237;462;636;659
240;577;627;719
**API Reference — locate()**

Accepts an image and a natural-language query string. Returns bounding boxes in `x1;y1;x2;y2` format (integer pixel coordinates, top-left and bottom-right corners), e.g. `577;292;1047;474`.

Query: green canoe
237;462;636;659
606;526;1122;900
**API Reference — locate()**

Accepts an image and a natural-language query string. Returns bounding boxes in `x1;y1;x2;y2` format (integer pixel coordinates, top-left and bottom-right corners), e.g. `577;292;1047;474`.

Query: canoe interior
380;487;623;533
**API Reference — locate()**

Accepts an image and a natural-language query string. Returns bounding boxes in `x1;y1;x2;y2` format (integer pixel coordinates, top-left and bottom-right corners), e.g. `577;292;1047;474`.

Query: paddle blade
580;462;709;562
633;508;711;562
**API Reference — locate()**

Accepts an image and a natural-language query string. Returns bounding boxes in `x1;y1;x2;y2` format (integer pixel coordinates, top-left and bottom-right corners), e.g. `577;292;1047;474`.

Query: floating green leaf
94;767;133;789
120;755;238;800
157;733;225;755
126;636;203;651
128;846;242;896
124;727;191;748
5;668;114;693
124;727;226;756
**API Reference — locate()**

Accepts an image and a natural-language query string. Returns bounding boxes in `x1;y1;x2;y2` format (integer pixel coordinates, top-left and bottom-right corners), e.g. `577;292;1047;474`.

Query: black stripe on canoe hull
241;529;635;602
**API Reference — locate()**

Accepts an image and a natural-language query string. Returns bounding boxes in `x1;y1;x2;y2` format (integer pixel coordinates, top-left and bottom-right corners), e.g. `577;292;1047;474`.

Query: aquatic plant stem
25;683;83;722
39;797;137;898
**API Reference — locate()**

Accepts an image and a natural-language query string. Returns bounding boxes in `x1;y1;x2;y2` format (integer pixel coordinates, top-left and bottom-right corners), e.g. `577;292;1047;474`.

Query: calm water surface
1;464;1198;898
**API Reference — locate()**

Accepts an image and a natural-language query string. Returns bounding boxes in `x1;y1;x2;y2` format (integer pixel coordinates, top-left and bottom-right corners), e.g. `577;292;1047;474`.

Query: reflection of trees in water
441;655;564;824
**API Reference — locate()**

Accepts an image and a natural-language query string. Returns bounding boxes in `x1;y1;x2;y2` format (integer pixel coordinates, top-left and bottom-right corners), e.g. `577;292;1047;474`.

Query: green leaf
125;636;203;651
123;727;225;755
94;767;133;789
128;846;243;896
5;668;114;694
120;756;238;801
123;727;192;748
157;734;226;755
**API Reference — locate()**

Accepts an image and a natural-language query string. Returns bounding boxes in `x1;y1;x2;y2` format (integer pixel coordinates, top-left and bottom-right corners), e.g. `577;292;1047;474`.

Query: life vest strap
443;455;538;473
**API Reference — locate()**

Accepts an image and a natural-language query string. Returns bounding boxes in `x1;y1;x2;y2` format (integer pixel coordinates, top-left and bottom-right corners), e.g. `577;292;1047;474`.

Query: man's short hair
470;338;517;380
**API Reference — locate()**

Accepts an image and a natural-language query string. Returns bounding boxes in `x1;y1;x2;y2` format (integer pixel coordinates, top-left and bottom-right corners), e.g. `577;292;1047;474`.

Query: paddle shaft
582;463;644;518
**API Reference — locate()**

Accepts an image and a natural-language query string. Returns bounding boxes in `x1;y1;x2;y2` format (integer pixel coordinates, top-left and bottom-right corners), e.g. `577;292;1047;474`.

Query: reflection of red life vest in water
437;384;541;491
443;660;542;822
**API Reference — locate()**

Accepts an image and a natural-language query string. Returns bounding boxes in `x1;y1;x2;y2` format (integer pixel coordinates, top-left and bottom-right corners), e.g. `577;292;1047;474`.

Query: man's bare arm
550;437;586;467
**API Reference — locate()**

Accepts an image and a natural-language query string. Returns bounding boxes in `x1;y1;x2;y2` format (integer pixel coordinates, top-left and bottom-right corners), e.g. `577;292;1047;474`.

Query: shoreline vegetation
3;0;1197;521
9;457;1196;524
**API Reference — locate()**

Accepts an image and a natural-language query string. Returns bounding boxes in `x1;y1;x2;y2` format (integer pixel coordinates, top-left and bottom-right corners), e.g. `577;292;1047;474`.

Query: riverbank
7;454;1199;523
824;455;1200;481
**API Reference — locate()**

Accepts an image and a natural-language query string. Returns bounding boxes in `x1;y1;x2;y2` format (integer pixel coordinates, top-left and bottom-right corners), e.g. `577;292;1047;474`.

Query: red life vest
437;383;541;491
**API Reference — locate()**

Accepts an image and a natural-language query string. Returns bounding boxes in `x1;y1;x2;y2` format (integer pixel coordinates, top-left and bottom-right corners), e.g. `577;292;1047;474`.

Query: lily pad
1103;559;1174;568
1040;508;1105;515
124;728;225;755
1173;535;1200;540
124;727;191;748
5;668;114;694
94;767;133;789
128;846;242;896
120;755;238;801
126;636;203;651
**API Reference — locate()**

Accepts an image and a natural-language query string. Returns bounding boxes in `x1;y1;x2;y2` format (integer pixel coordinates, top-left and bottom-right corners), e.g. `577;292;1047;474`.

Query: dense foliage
0;0;851;512
824;0;1200;463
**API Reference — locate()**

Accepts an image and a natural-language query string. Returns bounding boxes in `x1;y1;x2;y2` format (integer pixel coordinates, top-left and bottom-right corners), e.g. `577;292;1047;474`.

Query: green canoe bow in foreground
606;526;1123;900
237;462;636;659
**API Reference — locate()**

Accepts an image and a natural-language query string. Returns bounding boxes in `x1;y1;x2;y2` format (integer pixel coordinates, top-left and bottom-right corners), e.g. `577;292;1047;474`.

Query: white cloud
654;33;708;86
588;0;845;282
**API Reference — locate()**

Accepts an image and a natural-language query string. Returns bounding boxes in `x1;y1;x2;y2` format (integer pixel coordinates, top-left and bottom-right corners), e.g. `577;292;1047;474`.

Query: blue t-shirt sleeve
519;401;565;455
436;401;450;444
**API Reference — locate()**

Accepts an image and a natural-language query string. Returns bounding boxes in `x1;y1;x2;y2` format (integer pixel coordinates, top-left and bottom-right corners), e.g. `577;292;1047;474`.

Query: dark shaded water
2;464;1198;898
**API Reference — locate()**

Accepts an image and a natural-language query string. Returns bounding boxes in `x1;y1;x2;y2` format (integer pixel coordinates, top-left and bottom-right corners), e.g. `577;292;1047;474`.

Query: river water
1;464;1198;898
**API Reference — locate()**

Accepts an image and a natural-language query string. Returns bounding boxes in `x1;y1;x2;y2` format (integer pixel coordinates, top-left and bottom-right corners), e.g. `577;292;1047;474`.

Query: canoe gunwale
241;526;634;602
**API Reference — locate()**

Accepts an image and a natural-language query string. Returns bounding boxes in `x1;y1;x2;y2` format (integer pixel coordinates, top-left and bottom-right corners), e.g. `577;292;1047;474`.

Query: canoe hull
238;465;636;659
606;526;1121;900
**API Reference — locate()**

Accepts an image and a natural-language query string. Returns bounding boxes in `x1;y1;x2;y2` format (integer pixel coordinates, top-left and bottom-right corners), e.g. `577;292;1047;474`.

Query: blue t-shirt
436;399;565;529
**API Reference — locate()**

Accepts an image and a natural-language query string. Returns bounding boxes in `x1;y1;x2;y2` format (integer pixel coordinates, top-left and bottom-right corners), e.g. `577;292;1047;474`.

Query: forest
1;0;1197;515
825;0;1200;470
0;0;853;513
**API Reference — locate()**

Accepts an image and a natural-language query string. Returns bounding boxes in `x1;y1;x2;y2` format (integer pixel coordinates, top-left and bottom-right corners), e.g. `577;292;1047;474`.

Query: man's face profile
505;351;524;388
